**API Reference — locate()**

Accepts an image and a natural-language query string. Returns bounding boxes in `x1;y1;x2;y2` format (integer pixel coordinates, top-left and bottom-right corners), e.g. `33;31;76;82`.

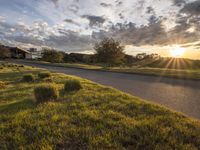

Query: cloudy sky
0;0;200;59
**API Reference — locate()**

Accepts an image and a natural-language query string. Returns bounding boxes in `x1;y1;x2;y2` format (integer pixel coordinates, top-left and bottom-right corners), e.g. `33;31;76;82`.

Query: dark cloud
92;20;168;46
46;30;93;51
174;0;200;35
137;0;145;9
82;15;106;27
173;0;186;7
64;19;80;26
7;35;44;46
115;0;123;6
47;0;59;6
148;15;159;25
118;13;124;19
146;6;155;14
68;4;79;13
180;0;200;16
100;3;112;7
168;0;200;44
91;11;200;47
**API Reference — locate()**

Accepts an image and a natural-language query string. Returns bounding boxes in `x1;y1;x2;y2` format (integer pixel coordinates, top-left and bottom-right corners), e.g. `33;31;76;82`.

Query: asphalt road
13;61;200;119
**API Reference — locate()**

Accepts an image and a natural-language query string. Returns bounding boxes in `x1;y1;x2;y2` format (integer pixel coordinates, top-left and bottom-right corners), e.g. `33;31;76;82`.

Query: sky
0;0;200;59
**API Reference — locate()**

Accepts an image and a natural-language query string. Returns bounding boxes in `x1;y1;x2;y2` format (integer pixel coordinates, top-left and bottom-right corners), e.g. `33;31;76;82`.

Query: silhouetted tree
0;45;11;58
124;55;137;66
136;53;147;60
94;38;125;66
42;49;64;63
64;53;95;63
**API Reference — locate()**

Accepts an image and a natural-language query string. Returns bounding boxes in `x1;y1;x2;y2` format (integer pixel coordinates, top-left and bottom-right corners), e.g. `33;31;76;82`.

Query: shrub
22;74;35;82
43;78;53;83
34;84;59;103
19;65;24;68
64;79;82;92
0;81;7;88
38;72;51;79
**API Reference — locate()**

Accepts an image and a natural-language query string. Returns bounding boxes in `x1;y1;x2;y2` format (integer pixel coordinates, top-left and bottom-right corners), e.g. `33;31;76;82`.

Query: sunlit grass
1;62;200;149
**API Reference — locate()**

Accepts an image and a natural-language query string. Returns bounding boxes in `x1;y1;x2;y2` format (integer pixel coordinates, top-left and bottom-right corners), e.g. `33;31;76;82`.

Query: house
28;48;42;59
0;44;42;59
9;47;31;59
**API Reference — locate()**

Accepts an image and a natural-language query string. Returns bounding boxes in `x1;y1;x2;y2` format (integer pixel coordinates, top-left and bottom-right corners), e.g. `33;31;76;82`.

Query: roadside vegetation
1;62;200;149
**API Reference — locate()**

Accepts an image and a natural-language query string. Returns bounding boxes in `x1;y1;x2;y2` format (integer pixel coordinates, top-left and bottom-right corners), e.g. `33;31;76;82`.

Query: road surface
13;60;200;119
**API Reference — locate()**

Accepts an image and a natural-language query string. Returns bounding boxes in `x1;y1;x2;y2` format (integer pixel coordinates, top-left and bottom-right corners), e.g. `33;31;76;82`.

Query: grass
1;62;200;149
16;59;200;80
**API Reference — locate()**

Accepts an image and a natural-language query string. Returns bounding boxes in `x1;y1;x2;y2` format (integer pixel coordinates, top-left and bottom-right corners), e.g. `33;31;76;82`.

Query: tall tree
94;38;125;66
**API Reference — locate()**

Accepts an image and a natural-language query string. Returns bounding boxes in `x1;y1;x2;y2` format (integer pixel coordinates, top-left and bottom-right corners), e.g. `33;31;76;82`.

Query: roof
10;47;31;54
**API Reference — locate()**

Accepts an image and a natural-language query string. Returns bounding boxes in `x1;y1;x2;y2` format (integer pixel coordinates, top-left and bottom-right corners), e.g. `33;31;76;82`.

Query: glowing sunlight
170;46;186;58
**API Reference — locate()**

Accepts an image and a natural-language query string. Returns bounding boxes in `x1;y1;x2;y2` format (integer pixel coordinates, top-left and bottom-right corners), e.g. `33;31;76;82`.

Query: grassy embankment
1;62;200;149
18;57;200;80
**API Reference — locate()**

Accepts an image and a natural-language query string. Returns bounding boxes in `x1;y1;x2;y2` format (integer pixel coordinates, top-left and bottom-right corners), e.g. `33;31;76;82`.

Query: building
9;47;31;59
0;44;42;59
27;48;42;59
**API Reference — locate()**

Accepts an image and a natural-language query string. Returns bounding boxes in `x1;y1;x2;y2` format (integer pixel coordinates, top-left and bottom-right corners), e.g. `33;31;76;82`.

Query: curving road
13;60;200;119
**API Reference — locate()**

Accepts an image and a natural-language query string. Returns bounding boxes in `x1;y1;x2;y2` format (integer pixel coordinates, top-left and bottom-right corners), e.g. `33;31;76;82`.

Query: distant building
27;48;42;59
9;47;31;59
0;44;42;60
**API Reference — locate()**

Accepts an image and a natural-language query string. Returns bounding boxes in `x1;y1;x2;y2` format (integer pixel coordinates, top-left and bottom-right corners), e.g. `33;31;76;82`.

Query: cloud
0;18;94;52
1;0;200;55
180;0;200;16
146;6;155;14
100;3;112;7
173;0;186;6
92;20;168;46
68;4;79;13
46;30;93;51
81;15;106;27
174;0;200;35
64;19;80;26
47;0;59;6
115;0;123;6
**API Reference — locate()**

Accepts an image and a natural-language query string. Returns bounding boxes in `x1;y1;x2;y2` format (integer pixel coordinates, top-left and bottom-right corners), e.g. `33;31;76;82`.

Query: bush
43;78;53;83
0;81;7;88
38;72;51;79
22;74;35;82
19;65;24;68
34;84;59;103
64;79;82;92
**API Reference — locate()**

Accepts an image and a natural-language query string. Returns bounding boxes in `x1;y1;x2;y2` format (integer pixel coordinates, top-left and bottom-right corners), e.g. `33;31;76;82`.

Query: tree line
41;38;160;66
0;38;160;66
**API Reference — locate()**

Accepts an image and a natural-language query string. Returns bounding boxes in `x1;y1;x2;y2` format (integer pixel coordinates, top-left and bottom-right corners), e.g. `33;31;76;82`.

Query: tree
136;53;147;60
94;38;125;66
124;55;137;66
42;49;64;63
0;45;11;59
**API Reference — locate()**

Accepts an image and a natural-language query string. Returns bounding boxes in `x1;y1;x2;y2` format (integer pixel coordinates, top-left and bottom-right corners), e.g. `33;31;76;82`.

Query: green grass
1;62;200;149
17;59;200;80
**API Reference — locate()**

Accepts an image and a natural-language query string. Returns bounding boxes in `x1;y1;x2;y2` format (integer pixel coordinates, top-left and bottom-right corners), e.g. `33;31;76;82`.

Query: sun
170;46;185;58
